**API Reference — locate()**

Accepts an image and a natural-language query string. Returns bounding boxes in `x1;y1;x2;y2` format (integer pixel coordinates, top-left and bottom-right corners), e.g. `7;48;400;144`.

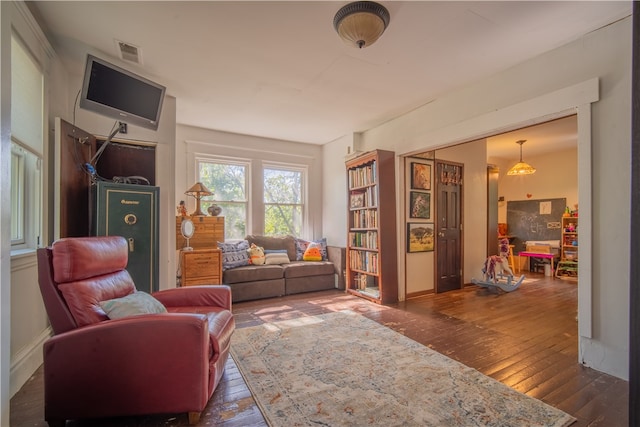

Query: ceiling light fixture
507;140;536;176
333;1;390;49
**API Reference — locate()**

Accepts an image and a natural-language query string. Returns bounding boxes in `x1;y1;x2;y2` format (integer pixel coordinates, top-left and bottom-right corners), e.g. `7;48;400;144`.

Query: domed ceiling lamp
507;140;536;176
333;1;390;49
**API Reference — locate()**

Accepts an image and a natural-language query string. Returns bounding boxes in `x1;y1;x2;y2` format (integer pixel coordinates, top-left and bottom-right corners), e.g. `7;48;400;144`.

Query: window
11;34;44;252
197;158;249;240
263;165;305;237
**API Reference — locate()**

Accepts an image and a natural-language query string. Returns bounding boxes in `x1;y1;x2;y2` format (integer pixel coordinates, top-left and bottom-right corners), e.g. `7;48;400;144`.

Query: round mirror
181;219;194;239
180;219;194;250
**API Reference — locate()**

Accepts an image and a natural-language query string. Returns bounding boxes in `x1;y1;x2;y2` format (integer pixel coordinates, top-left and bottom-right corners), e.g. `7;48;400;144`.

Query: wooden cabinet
176;216;224;250
557;216;578;279
180;249;222;286
176;216;225;286
345;150;398;304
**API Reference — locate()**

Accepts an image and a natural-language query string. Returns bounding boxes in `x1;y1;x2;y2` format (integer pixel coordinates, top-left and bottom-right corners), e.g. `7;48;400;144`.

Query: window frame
10;32;45;254
195;156;251;240
262;162;308;237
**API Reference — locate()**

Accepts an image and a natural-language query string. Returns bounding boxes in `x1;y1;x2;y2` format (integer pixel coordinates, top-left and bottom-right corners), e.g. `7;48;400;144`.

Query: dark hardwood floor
10;273;628;426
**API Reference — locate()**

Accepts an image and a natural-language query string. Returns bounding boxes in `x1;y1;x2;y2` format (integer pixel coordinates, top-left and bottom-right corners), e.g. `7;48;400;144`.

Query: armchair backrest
37;236;136;335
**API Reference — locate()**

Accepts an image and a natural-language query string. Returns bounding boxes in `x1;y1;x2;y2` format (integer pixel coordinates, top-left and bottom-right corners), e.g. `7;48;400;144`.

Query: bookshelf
556;216;578;279
345;150;398;304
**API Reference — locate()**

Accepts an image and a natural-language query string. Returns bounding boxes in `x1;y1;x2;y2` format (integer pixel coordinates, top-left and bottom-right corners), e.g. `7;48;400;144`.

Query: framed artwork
350;193;364;208
411;162;431;190
407;223;435;253
409;191;430;219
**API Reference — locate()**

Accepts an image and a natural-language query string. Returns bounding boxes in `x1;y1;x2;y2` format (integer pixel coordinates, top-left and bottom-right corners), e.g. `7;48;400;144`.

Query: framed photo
409;191;430;219
350;193;364;208
407;223;435;253
411;162;431;190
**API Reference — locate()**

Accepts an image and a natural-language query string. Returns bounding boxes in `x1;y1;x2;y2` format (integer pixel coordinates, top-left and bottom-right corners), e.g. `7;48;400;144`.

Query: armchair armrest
153;285;232;310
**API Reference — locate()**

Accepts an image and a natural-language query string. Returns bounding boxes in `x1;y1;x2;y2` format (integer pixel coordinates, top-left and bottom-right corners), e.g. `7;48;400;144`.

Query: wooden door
55;118;96;238
435;161;463;293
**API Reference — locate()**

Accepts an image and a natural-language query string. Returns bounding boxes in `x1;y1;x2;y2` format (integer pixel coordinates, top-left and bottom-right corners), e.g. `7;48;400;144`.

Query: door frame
398;79;595;341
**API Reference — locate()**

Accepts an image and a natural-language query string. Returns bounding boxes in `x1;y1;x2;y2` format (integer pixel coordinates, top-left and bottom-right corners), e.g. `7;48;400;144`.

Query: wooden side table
180;248;222;286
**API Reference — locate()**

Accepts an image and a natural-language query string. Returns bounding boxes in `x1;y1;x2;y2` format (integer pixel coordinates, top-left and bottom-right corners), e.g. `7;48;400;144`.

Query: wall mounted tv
79;54;166;130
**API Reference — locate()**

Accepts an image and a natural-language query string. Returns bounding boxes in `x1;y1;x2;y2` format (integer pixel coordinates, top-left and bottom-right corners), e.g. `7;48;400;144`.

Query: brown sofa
37;236;235;426
222;235;345;302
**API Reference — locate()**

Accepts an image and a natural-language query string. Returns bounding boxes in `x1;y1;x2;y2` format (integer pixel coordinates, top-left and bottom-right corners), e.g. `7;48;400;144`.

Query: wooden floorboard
10;273;628;426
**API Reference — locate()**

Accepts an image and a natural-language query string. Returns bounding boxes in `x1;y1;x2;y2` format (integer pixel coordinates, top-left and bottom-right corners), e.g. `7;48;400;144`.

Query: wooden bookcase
557;216;578;279
345;150;398;304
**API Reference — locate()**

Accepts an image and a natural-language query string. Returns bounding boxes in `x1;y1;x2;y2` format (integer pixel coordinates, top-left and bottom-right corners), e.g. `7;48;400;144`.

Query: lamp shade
185;182;213;197
334;1;390;49
184;182;213;216
507;140;536;176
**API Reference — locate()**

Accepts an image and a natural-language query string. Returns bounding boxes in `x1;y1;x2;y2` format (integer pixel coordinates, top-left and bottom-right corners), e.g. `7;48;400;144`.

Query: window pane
264;168;301;203
197;160;248;240
265;204;302;236
11;145;25;242
199;162;246;201
263;167;304;236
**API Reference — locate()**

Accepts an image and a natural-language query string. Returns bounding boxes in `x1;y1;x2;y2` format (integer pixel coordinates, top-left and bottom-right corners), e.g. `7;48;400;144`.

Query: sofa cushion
265;252;290;265
246;235;296;262
218;240;251;270
303;242;323;261
223;264;284;284
283;261;335;279
100;291;167;319
294;237;328;261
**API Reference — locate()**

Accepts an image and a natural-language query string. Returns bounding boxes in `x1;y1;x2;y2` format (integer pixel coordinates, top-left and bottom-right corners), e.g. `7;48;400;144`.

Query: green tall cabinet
93;182;159;293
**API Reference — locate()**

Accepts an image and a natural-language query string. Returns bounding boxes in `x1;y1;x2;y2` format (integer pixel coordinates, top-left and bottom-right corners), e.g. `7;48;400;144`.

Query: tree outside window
263;166;304;236
197;159;248;240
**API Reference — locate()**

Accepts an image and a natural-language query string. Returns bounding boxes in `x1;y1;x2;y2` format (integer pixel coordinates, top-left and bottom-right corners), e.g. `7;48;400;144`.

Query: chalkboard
507;198;566;252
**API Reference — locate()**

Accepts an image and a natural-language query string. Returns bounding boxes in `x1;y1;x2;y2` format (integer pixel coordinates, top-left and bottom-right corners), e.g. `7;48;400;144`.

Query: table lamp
184;182;213;216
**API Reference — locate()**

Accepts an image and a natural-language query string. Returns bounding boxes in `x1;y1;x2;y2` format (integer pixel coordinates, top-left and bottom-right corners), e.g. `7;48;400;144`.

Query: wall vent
115;40;142;64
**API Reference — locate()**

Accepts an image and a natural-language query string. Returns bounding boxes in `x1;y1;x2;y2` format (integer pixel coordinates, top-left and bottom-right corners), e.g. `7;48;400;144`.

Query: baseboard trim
10;326;52;397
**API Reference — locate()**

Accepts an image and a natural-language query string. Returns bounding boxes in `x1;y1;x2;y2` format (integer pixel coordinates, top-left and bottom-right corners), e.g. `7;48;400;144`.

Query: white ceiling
29;1;630;159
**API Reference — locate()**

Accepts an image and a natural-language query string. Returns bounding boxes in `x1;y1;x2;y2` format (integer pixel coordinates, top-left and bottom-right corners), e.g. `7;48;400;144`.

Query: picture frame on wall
409;191;430;219
407;222;435;253
411;162;431;190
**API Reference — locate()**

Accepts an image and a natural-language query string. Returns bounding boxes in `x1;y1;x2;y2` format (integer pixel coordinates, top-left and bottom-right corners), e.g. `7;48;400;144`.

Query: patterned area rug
230;310;575;427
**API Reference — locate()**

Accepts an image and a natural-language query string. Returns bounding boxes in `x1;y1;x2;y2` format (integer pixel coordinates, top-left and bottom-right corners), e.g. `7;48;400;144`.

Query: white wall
322;17;631;380
176;124;325;242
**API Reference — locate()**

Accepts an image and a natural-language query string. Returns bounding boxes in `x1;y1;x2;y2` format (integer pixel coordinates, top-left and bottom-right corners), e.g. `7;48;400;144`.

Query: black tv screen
79;54;166;130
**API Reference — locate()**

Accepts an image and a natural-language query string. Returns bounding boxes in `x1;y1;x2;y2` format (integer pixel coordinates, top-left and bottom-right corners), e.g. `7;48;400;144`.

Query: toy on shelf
471;238;525;292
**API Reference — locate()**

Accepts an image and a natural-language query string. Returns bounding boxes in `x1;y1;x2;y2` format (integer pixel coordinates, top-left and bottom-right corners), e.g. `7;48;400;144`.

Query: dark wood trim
629;2;639;425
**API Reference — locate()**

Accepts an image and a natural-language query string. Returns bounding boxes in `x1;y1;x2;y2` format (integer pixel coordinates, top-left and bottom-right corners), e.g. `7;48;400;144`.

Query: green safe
93;182;159;293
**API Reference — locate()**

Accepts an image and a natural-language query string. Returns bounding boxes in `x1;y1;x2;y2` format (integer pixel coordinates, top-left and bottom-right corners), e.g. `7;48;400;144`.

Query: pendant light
333;1;390;49
507;140;536;176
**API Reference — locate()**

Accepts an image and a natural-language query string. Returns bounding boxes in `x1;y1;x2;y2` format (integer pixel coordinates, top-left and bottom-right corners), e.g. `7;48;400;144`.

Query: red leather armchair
37;236;235;426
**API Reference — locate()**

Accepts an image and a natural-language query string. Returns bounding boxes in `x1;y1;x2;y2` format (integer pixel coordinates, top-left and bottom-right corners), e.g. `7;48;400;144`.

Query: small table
518;251;555;279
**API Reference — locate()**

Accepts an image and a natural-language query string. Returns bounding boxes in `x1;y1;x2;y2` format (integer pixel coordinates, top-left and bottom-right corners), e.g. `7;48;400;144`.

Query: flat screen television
79;54;166;130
